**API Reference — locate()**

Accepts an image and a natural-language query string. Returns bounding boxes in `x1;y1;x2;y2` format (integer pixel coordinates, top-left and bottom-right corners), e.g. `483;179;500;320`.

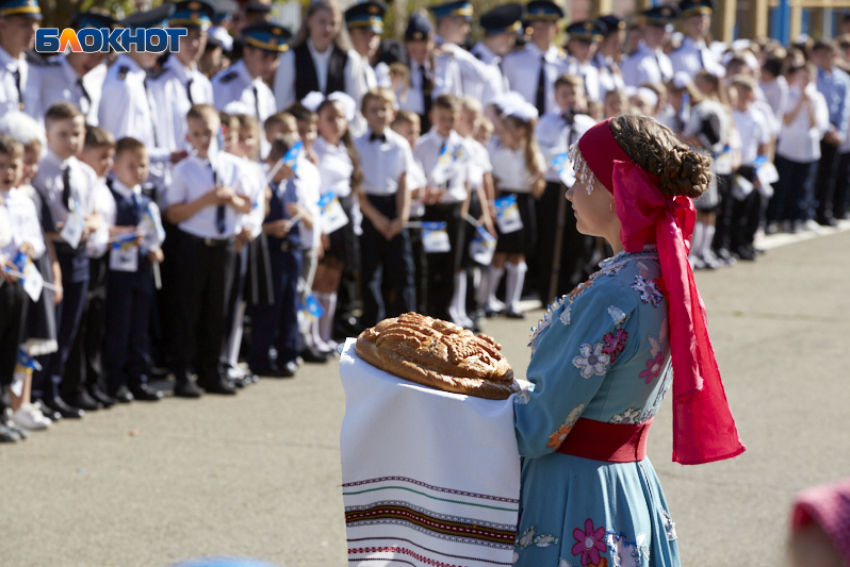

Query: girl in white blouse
483;104;545;319
311;96;362;352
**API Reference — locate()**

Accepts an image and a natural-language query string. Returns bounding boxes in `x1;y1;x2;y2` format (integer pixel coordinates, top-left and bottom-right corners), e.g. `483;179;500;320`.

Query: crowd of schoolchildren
1;0;849;443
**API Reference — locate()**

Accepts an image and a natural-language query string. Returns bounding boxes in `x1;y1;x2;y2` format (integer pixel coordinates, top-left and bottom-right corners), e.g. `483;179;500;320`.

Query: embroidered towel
339;338;521;567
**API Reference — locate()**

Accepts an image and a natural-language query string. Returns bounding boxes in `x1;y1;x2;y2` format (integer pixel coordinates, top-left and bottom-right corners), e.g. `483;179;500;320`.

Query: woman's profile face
565;176;619;240
308;7;341;49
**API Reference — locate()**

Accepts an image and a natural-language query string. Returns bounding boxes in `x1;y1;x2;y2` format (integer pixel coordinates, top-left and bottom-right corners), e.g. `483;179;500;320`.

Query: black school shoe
64;390;103;411
130;383;163;401
88;385;117;408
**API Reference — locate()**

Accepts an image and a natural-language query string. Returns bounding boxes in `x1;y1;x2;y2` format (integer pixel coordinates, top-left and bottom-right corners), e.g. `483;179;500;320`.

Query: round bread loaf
355;313;519;400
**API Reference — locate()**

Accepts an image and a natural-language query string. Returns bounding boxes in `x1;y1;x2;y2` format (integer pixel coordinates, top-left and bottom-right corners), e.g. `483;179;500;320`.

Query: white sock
227;301;246;368
505;261;527;312
317;292;337;346
476;267;490;308
451;271;469;325
690;222;706;258
486;266;504;309
701;224;716;257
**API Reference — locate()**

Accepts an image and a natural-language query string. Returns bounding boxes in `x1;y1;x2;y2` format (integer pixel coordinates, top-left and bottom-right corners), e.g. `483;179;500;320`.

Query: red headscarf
577;118;745;465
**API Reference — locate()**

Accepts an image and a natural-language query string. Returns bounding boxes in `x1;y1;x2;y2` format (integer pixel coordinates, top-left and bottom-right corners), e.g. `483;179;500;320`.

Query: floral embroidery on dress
547;403;585;449
606;532;642;567
534;533;560;548
610;408;642;425
515;526;560;550
573;343;611;379
514;390;531;405
560;305;572;326
631;275;664;307
639;351;664;384
529;295;569;354
601;329;628;364
572;519;608;567
559;559;574;567
607;305;627;326
660;509;677;541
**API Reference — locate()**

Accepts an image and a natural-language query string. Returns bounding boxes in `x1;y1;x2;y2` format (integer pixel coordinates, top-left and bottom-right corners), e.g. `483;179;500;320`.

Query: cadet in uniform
0;0;41;119
564;20;605;103
670;0;726;79
593;15;626;100
501;0;570;117
35;12;113;126
621;5;677;88
469;3;523;104
345;0;385;93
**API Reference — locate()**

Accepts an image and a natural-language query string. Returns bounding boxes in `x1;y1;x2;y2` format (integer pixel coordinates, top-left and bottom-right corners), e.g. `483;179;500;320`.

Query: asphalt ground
1;227;849;567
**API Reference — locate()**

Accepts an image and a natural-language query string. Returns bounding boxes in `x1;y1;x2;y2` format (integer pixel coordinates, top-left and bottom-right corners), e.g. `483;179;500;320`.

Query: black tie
62;165;72;210
77;77;91;114
210;163;226;234
698;46;707;71
420;63;432;120
252;85;261;120
370;132;386;143
13;67;23;110
536;55;547;117
186;77;194;104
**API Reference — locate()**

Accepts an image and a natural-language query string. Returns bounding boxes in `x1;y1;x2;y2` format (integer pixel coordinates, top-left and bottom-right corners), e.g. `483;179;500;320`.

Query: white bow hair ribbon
300;91;357;122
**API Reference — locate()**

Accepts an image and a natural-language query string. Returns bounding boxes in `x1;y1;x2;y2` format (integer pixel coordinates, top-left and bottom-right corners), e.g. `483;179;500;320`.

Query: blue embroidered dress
513;246;679;567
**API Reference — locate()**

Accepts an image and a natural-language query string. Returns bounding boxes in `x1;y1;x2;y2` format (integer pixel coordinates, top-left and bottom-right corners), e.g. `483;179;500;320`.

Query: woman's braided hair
608;115;711;199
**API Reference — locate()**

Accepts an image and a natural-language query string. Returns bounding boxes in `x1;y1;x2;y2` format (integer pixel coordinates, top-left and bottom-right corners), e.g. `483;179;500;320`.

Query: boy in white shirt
355;88;416;328
166;104;252;396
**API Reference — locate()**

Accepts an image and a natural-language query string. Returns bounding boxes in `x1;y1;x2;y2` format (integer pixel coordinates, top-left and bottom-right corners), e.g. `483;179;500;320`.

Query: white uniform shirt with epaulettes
413;128;469;204
535;110;597;183
0;44;39;119
565;56;601;102
435;35;498;105
36;54;106;126
0;186;46;262
621;41;673;88
592;51;625;101
167;151;248;239
355;128;413;197
398;54;463;116
148;54;214;154
273;40;365;111
212;59;276;122
32;150;98;231
501;43;570;115
669;36;725;80
469;41;508;104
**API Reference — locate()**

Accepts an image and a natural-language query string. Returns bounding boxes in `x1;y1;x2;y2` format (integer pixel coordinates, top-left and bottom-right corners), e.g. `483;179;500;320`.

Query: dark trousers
153;220;182;370
62;255;108;398
104;269;154;392
422;202;463;321
221;245;248;367
173;233;236;386
814;140;840;222
770;155;818;223
0;280;27;389
713;174;734;252
248;246;302;372
407;220;428;314
834;151;850;220
534;181;596;304
360;195;416;328
730;167;763;251
36;249;89;400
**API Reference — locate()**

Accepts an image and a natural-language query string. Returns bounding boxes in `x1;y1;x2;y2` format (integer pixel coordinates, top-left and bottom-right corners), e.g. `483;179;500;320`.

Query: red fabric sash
556;418;653;463
576;119;746;465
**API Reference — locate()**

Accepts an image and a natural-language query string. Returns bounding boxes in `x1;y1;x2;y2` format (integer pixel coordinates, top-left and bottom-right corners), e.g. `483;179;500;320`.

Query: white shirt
777;84;830;163
354;128;412;196
435;36;498;106
37;54;106;126
406;156;427;219
502;43;570;115
87;178;116;258
313;135;354;199
669;37;725;79
0;44;38;119
292;156;321;249
760;76;788;128
566;57;601;102
273;40;364;112
732;106;771;166
237;159;268;239
0;187;45;261
593;52;625;101
212;59;276;122
470;41;509;104
98;54;169;165
413;129;469;204
148;54;214;154
32;150;98;228
167;152;247;239
621;41;672;87
489;145;544;193
464;137;492;191
399;56;462;116
535;111;597;183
